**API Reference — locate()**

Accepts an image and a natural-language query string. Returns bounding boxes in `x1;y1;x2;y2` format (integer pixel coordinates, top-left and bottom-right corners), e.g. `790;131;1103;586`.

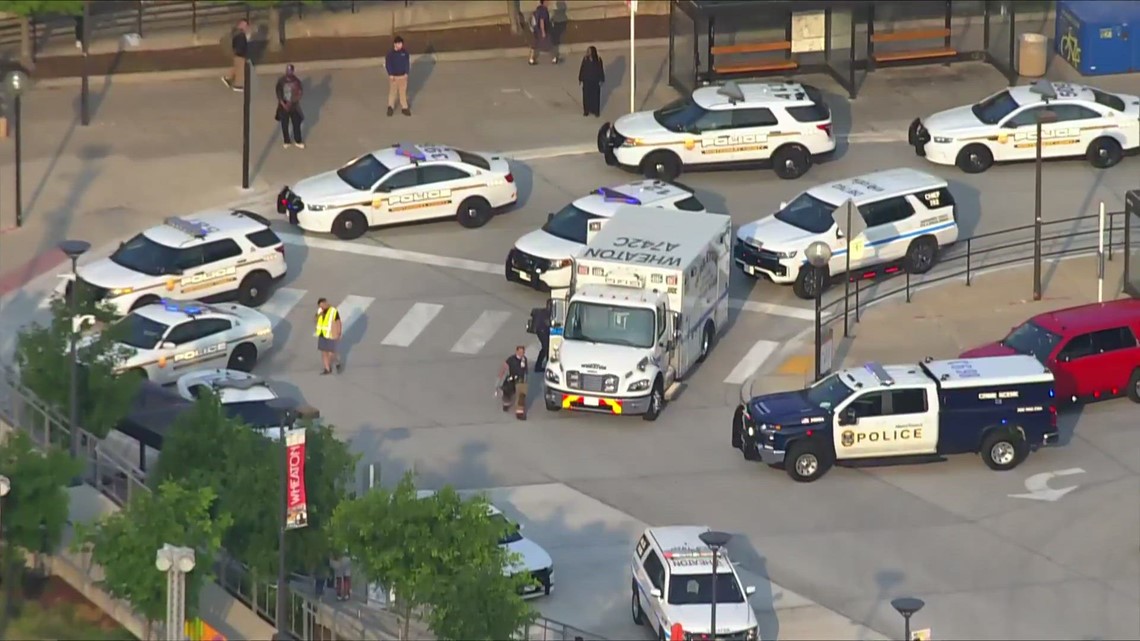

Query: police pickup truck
731;355;1058;482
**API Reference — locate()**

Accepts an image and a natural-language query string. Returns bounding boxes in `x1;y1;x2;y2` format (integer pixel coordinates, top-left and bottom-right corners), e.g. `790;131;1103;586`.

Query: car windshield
667;572;745;605
490;512;523;545
336;154;390;191
222;400;286;430
804;374;855;410
774;193;838;234
109;233;182;277
1001;321;1062;364
542;203;601;244
972;90;1020;125
653;97;708;132
115;314;169;349
564;302;655;349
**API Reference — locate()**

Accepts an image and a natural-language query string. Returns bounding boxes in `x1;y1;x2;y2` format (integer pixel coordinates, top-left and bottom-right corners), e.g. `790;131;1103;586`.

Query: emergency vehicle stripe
451;310;511;354
724;340;779;385
381;302;443;346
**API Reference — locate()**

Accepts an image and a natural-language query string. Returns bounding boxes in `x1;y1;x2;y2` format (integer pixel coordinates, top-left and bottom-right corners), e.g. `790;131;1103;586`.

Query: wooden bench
870;28;955;63
711;41;798;75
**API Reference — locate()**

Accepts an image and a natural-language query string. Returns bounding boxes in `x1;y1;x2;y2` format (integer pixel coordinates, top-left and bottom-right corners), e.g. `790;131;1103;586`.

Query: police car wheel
1086;137;1123;169
980;430;1027;471
642;383;664;422
631;585;645;625
331;210;367;240
597;123;611;153
228;343;258;373
792;265;825;300
731;405;744;449
955;144;993;174
697;321;715;363
772;144;810;180
641;152;680;181
785;440;831;482
1127;370;1140;403
130;295;160;312
457;197;492;229
904;236;938;275
237;271;272;307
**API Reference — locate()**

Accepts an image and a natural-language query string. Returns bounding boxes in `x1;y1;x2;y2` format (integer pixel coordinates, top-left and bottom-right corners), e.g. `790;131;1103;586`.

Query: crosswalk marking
336;295;375;336
261;287;307;329
451;310;512;354
723;340;780;385
381;302;443;347
729;299;815;321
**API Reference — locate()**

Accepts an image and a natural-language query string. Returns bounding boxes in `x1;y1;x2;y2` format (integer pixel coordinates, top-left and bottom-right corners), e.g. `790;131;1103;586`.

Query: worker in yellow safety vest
314;297;343;375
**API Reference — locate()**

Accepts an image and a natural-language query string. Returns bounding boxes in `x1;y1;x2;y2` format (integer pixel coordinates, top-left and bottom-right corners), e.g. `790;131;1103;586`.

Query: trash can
1019;33;1048;77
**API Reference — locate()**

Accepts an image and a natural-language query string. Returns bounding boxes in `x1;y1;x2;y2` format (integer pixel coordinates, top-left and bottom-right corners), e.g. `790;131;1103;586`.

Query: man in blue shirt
528;0;557;65
385;36;411;117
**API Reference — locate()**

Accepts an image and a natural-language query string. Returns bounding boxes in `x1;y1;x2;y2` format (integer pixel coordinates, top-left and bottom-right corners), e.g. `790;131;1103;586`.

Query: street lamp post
805;242;833;381
242;58;252;189
59;240;91;478
0;475;10;630
891;596;924;641
267;396;298;640
1028;80;1058;301
155;544;196;641
5;70;29;228
698;530;732;638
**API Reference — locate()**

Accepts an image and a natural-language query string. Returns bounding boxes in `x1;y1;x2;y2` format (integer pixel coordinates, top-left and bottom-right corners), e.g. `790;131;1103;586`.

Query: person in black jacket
223;19;250;91
578;46;604;117
275;64;304;148
531;306;551;372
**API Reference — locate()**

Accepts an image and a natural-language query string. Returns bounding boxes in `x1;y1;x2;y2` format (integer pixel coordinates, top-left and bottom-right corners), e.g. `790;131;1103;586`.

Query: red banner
285;428;309;530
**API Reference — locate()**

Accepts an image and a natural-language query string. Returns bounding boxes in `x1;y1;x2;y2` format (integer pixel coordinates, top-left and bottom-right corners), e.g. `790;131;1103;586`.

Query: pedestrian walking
578;46;605;117
314;561;326;599
314;298;343;375
275;64;305;149
74;15;84;49
498;345;530;420
223;19;251;91
332;556;345;600
338;555;353;601
529;306;551;371
385;36;411;117
528;0;557;65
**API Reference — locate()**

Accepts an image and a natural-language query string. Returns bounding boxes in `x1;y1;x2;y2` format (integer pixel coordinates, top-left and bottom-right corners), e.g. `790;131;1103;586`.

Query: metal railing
519;617;607;641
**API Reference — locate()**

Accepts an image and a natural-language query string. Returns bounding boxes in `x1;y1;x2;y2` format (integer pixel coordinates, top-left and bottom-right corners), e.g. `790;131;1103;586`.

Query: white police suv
61;212;286;315
506;180;706;290
176;369;316;439
909;80;1140;173
277;143;517;240
108;300;274;384
734;168;959;299
632;526;759;641
598;80;835;181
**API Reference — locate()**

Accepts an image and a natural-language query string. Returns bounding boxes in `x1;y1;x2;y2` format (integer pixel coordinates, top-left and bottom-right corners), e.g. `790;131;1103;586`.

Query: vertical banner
285;428;309;530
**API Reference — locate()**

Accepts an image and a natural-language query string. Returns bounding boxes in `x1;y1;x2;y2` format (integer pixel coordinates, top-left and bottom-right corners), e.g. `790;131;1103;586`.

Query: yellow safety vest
315;307;339;338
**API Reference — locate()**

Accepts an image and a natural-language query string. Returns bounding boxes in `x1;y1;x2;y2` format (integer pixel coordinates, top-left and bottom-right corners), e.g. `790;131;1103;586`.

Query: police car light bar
161;299;204;315
864;362;895;386
164;217;210;239
663;548;715;559
395;144;427;162
595;187;641;205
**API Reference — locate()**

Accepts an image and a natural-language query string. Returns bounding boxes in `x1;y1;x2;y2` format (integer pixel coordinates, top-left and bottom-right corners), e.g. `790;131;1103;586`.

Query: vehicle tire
641;151;681;181
903;236;939;275
697;321;715;363
955;144;994;174
772;144;811;180
457;196;493;229
1128;370;1140;403
731;405;744;449
785;439;832;482
1086;136;1124;169
980;429;1029;471
597;123;611;153
331;210;367;240
228;343;258;372
237;271;272;307
130;295;160;312
792;264;826;300
642;381;664;422
545;396;561;412
631;584;645;625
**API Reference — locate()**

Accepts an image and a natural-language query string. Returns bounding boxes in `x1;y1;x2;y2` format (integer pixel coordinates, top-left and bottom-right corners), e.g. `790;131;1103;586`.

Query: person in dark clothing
578;46;604;117
275;64;305;148
385;36;411;117
528;0;557;65
223;19;250;91
531;306;551;372
498;346;529;420
74;15;84;49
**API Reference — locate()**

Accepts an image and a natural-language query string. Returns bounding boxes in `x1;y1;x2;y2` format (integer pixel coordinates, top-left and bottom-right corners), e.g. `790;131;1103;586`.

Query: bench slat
873;47;957;62
715;61;800;73
870;28;951;43
711;41;792;55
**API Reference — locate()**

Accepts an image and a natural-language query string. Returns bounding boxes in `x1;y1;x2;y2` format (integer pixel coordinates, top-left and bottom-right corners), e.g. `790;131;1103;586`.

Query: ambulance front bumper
545;388;653;415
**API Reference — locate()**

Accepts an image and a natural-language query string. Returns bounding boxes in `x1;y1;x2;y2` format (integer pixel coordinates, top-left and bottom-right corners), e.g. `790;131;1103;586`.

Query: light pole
805;241;832;381
156;544;195;641
1028;80;1057;301
242;58;252;189
267;396;298;640
80;1;91;126
60;240;91;479
698;530;731;638
628;0;637;113
5;70;28;228
891;596;924;641
0;475;9;632
0;476;11;532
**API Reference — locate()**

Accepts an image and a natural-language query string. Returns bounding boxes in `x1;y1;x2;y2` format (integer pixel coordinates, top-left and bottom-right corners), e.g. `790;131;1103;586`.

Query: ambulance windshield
564;301;655;349
804;373;854;410
110;233;183;276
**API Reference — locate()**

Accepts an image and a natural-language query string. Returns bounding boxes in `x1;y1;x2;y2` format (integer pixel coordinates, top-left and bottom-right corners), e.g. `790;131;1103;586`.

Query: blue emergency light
395;144;426;162
163;217;210;239
595;187;641;205
161;299;203;315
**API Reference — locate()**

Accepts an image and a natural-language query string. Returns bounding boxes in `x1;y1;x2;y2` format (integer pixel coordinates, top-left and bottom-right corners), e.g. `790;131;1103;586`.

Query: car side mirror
1059;354;1071;363
374;184;391;193
1002;121;1019;129
838;408;857;426
547;212;555;222
745;585;756;596
665;339;676;351
649;588;662;599
836;228;844;239
160;341;176;350
517;523;525;530
779;201;787;210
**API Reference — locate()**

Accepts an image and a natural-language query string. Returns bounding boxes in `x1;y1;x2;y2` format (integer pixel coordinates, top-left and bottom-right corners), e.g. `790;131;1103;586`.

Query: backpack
529;10;538;30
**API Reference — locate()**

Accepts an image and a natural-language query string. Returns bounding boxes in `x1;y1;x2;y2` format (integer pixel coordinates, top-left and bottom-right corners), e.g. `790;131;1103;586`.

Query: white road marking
451;310;512;354
724;339;780;385
260;287;307;329
500;143;597;161
279;233;501;275
336;295;375;336
381;302;443;347
729;299;814;321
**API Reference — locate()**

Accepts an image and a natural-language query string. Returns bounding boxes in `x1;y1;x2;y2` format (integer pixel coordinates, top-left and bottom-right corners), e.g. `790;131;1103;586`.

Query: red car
960;299;1140;404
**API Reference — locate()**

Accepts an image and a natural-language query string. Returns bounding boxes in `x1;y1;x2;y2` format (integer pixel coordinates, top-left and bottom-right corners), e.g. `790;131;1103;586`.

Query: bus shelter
1126;190;1140;298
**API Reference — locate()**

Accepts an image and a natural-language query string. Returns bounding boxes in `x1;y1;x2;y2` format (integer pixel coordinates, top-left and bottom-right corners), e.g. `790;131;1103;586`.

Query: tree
0;1;85;64
329;473;533;640
74;481;231;639
14;296;139;442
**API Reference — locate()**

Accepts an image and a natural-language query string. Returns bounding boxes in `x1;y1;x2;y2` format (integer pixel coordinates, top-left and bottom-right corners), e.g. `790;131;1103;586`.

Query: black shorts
317;336;338;352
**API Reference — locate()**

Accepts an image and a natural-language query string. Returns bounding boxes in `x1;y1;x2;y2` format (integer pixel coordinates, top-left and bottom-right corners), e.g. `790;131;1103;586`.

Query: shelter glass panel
1128;210;1140;298
985;0;1014;77
670;4;698;93
826;7;855;96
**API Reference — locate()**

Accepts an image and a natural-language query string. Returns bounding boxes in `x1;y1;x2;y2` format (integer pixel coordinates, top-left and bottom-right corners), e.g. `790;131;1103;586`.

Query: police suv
507;180;706;291
176;369;316;439
909;80;1140;174
277;143;517;240
734;168;958;299
60;213;286;315
732;356;1059;482
632;526;759;641
597;80;835;181
107;300;274;384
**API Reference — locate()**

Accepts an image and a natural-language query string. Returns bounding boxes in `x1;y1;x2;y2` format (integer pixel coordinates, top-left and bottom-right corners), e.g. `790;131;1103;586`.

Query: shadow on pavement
821;88;853;163
946;177;982;240
601;53;625;112
726;535;781;641
408;54;435;107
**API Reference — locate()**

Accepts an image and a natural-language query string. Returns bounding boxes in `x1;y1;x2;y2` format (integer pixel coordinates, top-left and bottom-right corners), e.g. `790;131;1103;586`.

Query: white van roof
580;206;730;271
807;168;947;207
921;355;1054;389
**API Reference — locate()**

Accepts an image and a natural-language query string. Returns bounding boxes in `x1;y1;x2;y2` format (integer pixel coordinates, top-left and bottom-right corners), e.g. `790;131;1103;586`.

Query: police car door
633;537;668;635
371;167;421;225
161;319;231;378
170;245;207;300
193;239;242;300
689;108;739;164
415;164;472;222
998;105;1080;162
857;196;915;266
1049;102;1106;157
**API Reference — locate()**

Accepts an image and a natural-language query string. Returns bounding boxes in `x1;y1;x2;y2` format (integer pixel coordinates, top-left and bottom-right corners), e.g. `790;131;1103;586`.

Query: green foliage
14;295;139;440
0;1;85;16
7;600;137;641
0;431;81;557
329;473;534;639
75;481;231;624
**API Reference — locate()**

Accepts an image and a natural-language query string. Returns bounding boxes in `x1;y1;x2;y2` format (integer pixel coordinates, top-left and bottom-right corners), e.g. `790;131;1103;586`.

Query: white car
277;143;518;240
59;212;287;315
909;80;1140;173
597;80;835;181
734;168;959;299
176;369;315;439
631;526;758;640
506;180;706;290
108;300;274;384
